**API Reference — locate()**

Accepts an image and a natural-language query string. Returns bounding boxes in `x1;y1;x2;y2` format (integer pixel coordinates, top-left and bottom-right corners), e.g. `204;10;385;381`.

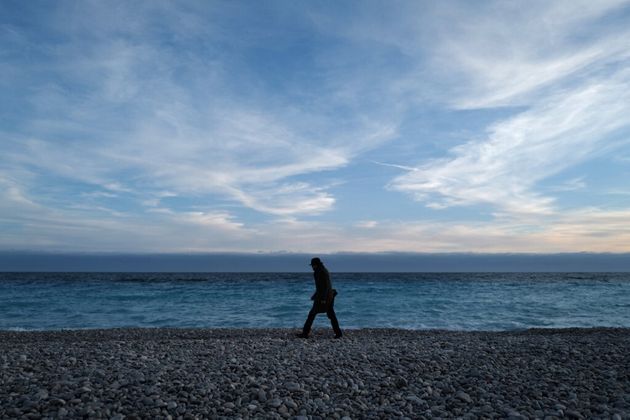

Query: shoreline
2;328;629;419
2;325;629;335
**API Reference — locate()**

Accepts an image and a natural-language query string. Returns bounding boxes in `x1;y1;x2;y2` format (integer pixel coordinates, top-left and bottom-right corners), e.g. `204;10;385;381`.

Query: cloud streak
2;1;630;254
391;73;630;214
389;0;630;218
2;1;397;219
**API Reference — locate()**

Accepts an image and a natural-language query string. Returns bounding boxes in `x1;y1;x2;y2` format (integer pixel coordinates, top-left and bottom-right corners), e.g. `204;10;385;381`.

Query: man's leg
326;300;342;337
301;306;318;337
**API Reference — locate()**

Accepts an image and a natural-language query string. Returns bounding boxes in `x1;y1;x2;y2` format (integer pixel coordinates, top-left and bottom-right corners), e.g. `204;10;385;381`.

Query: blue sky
2;0;630;253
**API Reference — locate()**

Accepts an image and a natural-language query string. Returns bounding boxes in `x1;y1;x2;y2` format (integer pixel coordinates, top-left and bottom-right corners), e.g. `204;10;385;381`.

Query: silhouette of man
297;257;342;339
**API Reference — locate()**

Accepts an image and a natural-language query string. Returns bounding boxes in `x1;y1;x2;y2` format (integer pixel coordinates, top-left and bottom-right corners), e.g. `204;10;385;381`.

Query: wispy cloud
1;1;397;219
391;74;630;214
388;1;630;217
427;0;630;108
547;177;587;192
2;1;630;254
3;172;630;253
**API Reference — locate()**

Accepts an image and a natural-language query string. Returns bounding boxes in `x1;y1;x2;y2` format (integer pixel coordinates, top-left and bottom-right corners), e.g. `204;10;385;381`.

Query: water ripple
1;272;630;330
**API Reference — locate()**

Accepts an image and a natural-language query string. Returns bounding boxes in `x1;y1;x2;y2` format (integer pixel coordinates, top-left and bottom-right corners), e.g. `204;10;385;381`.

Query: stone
394;376;408;388
35;389;49;401
405;395;424;405
285;382;300;392
269;398;283;408
456;391;472;403
507;411;526;420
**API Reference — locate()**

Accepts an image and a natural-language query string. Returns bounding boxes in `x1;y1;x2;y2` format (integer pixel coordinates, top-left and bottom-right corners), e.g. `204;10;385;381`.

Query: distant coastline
2;251;630;272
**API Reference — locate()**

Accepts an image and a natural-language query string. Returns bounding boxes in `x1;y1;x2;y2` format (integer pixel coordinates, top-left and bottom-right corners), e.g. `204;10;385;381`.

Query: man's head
310;257;322;269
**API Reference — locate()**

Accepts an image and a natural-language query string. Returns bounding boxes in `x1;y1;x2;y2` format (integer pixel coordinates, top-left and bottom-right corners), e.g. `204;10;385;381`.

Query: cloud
548;177;587;192
427;0;630;108
391;73;630;214
3;1;630;254
1;1;398;220
356;220;378;229
3;171;630;253
388;1;630;217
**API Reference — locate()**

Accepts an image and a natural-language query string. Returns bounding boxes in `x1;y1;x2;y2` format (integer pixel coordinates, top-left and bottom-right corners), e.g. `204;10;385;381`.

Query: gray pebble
456;391;472;403
285;382;300;392
269;398;283;408
257;389;267;402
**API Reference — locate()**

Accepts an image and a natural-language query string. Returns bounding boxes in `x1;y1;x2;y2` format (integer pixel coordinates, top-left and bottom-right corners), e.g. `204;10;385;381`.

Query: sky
2;0;630;255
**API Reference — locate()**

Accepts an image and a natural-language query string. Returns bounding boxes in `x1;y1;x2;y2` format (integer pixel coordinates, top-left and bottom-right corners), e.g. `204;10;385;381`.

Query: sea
1;272;629;331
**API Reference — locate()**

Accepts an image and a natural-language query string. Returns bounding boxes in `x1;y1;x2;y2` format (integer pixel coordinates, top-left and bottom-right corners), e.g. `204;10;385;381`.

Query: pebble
285;382;300;391
394;376;408;388
269;398;283;408
0;328;628;418
35;389;49;401
456;390;472;403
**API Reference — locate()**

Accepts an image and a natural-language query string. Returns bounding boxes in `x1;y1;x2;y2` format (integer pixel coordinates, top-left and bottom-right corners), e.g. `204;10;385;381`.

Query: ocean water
1;272;629;331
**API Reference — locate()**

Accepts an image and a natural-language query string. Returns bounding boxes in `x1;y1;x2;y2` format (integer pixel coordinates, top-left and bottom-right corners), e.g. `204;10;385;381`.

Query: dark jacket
312;265;331;300
311;265;334;312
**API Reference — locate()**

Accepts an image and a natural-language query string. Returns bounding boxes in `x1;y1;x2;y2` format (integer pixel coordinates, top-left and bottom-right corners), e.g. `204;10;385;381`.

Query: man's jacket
311;265;335;313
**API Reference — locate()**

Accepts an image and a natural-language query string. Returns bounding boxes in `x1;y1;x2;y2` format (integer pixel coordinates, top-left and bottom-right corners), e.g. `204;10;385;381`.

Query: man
297;257;342;339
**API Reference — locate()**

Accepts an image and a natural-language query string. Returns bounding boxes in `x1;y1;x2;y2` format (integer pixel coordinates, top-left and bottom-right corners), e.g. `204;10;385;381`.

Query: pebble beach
1;328;629;419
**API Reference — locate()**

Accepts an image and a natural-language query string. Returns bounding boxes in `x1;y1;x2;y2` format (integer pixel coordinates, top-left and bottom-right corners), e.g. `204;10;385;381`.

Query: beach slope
1;328;629;419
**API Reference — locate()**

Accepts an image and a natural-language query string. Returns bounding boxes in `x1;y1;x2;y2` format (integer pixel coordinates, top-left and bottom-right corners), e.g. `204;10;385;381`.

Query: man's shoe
334;333;343;339
296;333;309;339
